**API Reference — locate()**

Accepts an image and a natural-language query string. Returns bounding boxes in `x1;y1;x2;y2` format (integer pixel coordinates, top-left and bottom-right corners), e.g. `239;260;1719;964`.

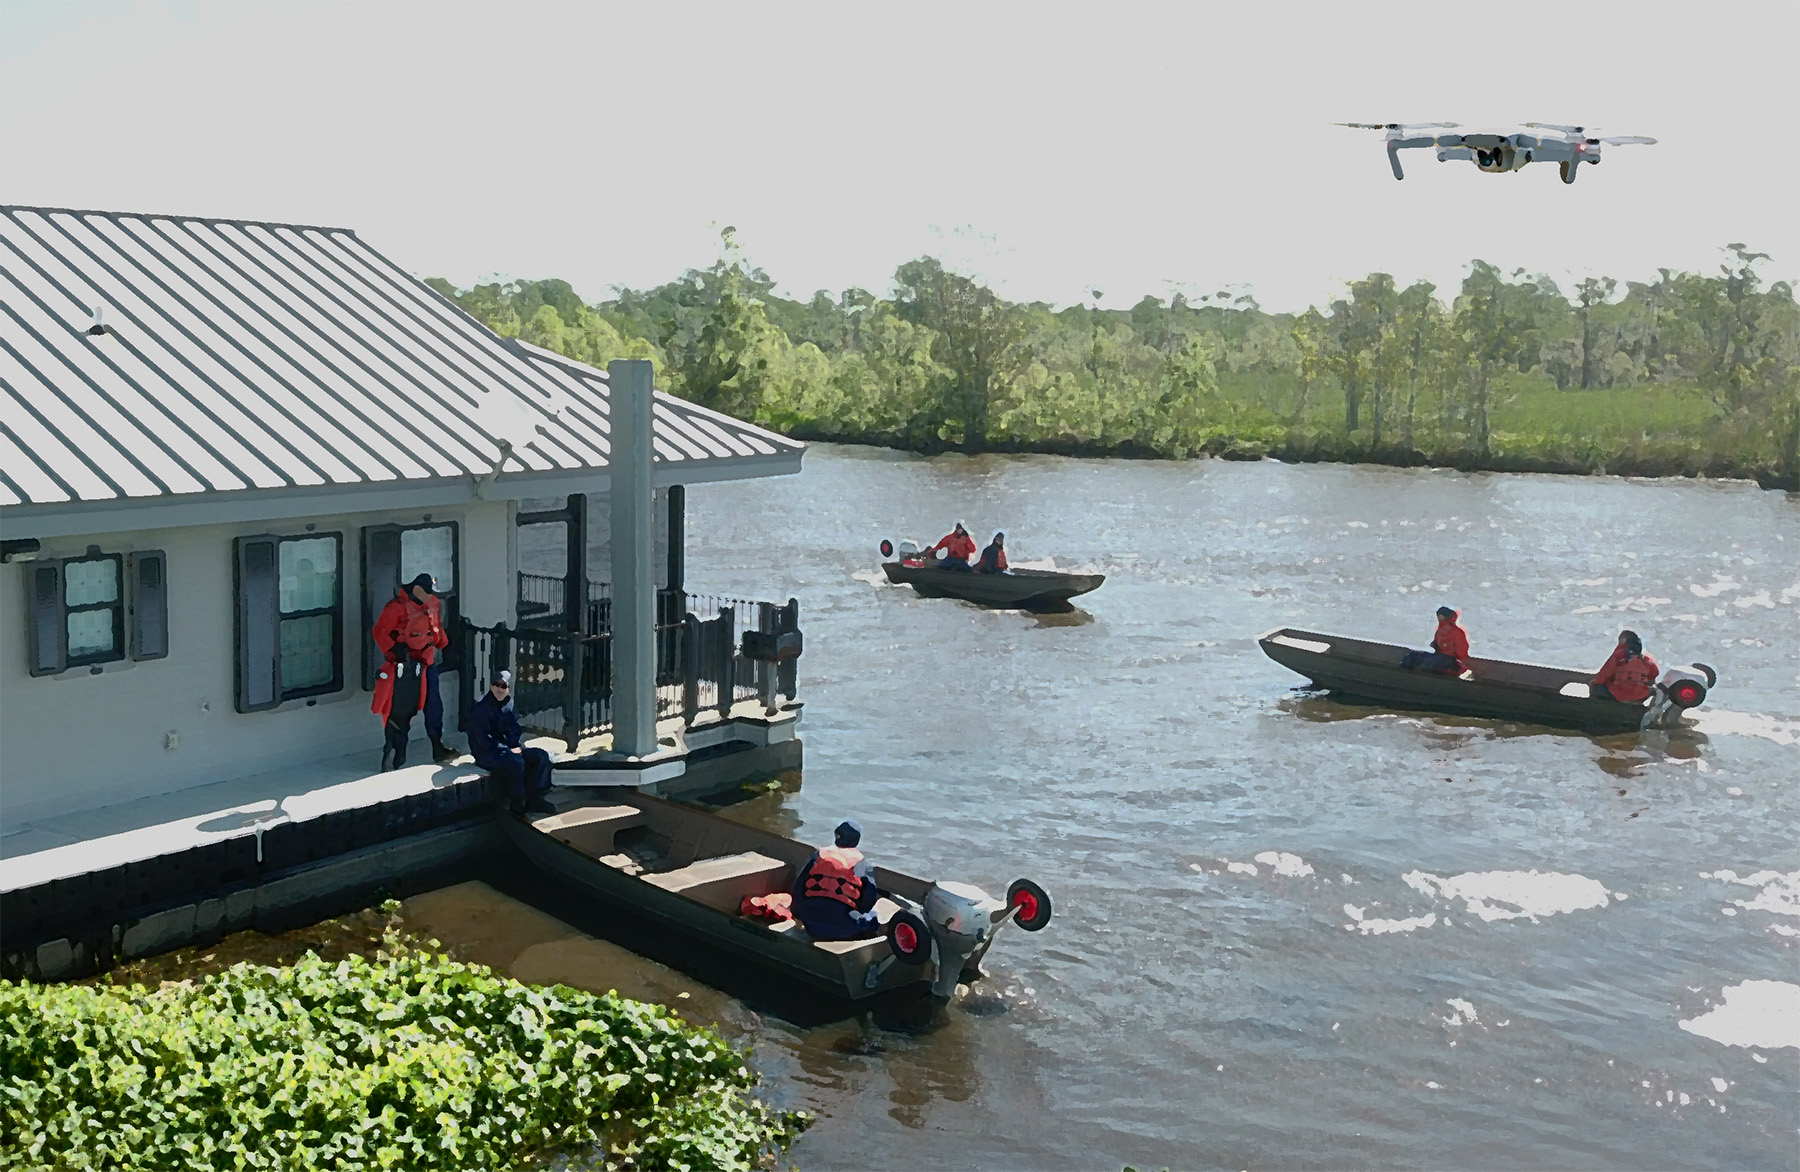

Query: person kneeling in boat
976;531;1009;574
468;670;556;816
792;819;883;940
1591;629;1659;703
1400;606;1471;676
932;522;978;571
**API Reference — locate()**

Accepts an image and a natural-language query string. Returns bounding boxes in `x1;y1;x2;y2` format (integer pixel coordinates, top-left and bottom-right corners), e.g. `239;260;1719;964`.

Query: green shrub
0;938;806;1171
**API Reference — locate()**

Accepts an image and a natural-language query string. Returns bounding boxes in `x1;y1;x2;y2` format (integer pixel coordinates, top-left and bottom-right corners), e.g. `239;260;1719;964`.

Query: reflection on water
502;447;1798;1170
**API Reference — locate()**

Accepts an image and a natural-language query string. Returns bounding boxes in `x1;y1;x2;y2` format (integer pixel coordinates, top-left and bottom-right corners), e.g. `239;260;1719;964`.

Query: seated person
932;522;977;571
976;531;1009;573
467;670;555;816
1400;606;1471;675
1591;629;1660;703
791;819;882;940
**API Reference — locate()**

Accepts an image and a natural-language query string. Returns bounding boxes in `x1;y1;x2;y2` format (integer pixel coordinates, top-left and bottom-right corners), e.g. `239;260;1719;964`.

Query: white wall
0;499;514;827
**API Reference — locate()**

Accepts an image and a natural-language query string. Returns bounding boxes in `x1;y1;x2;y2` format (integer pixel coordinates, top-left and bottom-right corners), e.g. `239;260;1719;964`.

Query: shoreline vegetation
429;235;1799;490
0;903;807;1171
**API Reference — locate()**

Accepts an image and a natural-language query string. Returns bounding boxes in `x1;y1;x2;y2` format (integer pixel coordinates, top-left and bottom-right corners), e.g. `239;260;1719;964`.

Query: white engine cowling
898;539;921;558
922;880;1007;997
1658;663;1714;710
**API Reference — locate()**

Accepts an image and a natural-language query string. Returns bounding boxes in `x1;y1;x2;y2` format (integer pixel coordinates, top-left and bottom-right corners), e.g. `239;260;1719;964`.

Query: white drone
1339;122;1657;184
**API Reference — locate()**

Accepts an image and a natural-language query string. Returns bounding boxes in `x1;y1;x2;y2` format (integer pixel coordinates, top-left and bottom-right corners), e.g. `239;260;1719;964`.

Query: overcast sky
3;1;1795;313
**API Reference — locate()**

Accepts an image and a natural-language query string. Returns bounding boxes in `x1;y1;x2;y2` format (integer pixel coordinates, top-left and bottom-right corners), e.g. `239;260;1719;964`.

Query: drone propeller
1597;135;1657;145
1524;122;1586;134
1336;121;1461;130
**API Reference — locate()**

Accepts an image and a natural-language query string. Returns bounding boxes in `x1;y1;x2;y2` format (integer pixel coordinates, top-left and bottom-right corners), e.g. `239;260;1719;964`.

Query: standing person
466;670;555;816
372;573;456;765
791;819;883;940
1592;629;1660;703
1400;606;1471;675
976;531;1009;573
932;522;978;571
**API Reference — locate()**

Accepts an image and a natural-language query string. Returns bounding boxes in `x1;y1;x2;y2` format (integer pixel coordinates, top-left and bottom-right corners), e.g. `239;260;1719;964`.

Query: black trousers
384;661;426;752
482;748;553;800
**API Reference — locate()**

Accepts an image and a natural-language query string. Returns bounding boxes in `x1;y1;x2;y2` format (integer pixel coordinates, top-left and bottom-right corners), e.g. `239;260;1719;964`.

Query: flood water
485;445;1800;1170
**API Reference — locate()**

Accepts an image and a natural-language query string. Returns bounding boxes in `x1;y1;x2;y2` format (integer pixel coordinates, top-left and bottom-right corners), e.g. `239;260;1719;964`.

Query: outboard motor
886;878;1053;997
1643;662;1717;728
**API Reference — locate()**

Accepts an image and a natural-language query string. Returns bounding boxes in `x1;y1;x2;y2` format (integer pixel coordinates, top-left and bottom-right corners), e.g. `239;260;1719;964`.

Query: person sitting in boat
1400;606;1471;675
1591;629;1660;703
792;819;882;940
976;531;1009;574
932;522;978;571
467;670;556;817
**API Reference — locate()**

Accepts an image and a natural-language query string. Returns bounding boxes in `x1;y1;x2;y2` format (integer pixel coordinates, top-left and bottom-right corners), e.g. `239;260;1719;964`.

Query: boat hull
881;562;1104;610
496;794;991;1003
1258;627;1674;734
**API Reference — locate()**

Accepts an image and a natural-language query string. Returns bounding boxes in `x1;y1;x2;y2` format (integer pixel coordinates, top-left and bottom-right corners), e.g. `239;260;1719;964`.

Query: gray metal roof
0;206;803;512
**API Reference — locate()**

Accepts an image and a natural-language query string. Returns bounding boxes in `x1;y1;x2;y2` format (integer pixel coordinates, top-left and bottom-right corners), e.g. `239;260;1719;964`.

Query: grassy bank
0;904;806;1171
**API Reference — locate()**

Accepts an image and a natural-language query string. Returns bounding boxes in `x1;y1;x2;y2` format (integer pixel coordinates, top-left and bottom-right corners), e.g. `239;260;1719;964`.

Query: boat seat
786;897;903;953
530;804;645;857
644;851;792;912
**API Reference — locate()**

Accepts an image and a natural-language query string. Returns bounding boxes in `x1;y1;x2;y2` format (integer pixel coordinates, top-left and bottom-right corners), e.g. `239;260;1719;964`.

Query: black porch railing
459;579;800;752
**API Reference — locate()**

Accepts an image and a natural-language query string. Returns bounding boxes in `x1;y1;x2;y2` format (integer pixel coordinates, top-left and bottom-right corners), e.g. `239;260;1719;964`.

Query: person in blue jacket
791;819;882;940
467;670;555;815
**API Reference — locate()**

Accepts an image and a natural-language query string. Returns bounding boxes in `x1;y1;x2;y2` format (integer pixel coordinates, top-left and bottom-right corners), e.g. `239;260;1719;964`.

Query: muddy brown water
502;446;1798;1169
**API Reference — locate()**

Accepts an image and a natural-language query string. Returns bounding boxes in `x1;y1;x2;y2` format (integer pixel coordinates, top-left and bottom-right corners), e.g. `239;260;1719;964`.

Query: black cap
407;573;436;595
1435;606;1456;619
834;819;863;848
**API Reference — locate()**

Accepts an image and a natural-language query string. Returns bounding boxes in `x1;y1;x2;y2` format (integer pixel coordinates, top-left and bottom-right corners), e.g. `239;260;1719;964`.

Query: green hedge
1;934;806;1171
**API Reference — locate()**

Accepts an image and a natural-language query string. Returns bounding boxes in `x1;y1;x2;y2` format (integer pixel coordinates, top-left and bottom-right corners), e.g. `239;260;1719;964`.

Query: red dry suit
933;530;977;563
372;589;448;666
1593;646;1661;704
1431;613;1471;672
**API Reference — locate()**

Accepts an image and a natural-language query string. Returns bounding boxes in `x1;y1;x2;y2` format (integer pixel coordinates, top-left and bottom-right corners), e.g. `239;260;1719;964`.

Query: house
0;206;806;978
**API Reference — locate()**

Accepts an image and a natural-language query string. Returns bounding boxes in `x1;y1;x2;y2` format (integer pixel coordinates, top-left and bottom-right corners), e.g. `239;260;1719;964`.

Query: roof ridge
2;206;358;237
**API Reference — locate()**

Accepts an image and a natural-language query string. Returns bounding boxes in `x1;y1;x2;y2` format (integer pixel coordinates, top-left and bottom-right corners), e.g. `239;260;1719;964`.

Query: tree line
428;234;1800;488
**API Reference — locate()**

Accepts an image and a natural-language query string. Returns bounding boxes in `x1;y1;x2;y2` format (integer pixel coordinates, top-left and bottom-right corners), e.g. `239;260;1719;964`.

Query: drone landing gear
1560;159;1580;185
1387;142;1406;181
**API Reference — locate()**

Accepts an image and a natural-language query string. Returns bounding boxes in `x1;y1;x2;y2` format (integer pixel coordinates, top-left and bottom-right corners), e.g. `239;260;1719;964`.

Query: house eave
0;450;803;541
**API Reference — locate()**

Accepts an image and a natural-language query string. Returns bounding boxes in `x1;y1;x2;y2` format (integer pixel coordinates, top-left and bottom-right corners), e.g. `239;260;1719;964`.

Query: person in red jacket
1400;606;1471;675
1592;629;1660;703
933;521;978;571
373;573;456;768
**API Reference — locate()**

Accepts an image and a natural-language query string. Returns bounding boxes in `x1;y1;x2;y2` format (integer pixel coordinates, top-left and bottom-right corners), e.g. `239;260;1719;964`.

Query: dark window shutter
362;525;402;690
236;536;280;711
26;561;66;676
129;550;169;660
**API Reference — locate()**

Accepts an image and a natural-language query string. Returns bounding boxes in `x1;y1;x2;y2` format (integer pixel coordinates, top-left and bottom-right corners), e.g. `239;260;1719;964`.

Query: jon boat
497;793;1051;1002
878;541;1103;611
1258;626;1716;734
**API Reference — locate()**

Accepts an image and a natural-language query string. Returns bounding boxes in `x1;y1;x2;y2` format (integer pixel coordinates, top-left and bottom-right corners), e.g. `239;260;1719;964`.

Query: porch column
608;359;657;757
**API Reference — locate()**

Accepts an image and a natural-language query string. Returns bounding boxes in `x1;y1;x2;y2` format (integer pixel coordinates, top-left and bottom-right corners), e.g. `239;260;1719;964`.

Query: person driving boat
933;522;978;571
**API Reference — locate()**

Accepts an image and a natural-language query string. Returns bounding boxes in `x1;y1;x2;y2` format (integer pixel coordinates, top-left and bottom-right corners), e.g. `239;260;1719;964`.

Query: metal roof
0;206;803;513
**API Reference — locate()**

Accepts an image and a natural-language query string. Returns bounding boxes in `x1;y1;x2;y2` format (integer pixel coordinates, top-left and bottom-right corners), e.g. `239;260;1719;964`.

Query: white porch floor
0;739;569;893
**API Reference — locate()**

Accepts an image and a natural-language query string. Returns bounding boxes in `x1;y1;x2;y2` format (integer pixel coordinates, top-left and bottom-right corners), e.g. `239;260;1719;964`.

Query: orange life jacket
800;847;866;907
373;590;446;664
1604;653;1660;703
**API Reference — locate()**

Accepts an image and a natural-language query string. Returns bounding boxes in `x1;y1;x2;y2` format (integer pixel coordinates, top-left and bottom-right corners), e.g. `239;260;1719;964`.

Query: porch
456;570;804;779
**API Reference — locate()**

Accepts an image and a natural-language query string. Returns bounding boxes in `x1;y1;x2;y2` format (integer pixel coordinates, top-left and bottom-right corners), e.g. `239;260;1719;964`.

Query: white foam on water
1253;851;1315;877
1443;998;1479;1026
1403;869;1614;923
1343;903;1436;935
1689;710;1800;746
1689;576;1738;598
1701;870;1800;918
1779;583;1800;605
1226;861;1258;876
1562;577;1611;587
851;569;901;588
1732;590;1776;609
1678;981;1800;1050
1772;924;1800;938
1711;1077;1729;1093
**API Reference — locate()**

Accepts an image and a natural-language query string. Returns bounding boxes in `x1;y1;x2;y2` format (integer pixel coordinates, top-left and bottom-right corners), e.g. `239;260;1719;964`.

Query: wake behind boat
1259;626;1716;734
878;538;1104;611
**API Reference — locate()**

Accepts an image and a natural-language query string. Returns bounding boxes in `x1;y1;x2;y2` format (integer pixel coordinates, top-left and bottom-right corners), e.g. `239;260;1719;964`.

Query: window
25;548;166;677
361;522;459;688
236;532;342;711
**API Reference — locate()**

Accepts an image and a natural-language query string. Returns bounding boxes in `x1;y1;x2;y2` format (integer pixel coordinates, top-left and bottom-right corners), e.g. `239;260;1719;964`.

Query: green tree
893;258;1033;451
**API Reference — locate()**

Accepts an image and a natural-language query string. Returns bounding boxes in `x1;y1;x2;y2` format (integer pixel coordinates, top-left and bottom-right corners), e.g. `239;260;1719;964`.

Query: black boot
525;790;556;815
430;738;459;763
391;741;407;770
508;796;528;817
380;744;395;772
